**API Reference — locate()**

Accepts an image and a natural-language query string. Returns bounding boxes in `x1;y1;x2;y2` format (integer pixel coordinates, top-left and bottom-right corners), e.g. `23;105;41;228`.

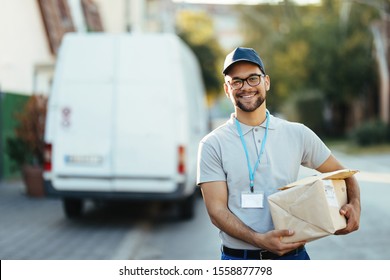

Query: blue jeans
221;247;310;260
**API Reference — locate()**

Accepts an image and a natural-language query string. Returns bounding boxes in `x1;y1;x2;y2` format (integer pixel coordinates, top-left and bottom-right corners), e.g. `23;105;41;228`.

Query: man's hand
335;200;361;235
255;229;306;256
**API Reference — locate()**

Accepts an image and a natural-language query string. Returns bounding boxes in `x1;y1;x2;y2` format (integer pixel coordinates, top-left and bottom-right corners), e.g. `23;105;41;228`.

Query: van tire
178;192;195;220
63;198;84;219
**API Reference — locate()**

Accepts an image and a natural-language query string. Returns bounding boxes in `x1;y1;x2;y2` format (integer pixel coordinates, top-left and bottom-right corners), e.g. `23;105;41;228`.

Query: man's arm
200;181;306;255
316;154;361;234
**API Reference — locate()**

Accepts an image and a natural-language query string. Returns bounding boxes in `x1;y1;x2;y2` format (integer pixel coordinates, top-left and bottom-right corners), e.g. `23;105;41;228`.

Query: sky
172;0;322;5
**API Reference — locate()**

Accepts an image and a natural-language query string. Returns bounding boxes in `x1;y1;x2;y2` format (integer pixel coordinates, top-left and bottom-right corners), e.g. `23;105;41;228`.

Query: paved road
0;180;150;259
0;150;389;260
0;178;219;260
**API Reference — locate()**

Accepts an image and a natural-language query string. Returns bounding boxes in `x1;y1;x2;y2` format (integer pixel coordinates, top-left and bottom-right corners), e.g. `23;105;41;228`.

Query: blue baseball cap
223;47;265;75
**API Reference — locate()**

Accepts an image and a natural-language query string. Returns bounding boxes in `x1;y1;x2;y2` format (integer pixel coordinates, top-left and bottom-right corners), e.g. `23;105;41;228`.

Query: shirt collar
228;112;277;136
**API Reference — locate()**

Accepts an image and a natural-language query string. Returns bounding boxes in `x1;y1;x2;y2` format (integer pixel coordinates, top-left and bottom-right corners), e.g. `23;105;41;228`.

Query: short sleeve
301;125;331;169
196;140;227;185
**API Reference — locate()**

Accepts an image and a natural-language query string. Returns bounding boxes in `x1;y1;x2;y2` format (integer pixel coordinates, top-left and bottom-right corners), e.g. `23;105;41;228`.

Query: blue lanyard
235;110;270;193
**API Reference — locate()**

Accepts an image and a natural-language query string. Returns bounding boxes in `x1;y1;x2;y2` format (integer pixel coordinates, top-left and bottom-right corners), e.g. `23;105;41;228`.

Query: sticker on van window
64;155;103;165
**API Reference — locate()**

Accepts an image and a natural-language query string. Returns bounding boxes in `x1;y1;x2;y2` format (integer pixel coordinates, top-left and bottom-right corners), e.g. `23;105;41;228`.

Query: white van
43;33;209;220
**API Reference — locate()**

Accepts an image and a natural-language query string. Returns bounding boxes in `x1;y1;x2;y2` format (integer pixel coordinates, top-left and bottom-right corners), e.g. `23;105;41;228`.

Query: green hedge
349;120;390;146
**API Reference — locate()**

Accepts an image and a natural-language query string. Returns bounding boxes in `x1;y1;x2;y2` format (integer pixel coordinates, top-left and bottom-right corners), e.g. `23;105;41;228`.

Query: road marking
111;221;152;260
355;172;390;184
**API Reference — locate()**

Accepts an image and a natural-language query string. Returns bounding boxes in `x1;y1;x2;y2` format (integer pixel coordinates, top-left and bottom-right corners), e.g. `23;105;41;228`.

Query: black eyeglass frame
226;74;265;90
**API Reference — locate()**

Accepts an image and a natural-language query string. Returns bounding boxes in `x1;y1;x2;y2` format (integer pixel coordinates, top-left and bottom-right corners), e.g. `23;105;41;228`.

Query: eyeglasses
227;74;265;90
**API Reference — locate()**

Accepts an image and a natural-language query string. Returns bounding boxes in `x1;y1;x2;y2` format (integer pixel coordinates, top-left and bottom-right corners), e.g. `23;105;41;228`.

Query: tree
175;10;224;99
237;0;379;136
302;1;378;134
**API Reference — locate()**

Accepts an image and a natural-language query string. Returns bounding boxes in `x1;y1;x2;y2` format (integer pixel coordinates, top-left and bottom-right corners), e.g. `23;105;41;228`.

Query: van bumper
44;180;192;201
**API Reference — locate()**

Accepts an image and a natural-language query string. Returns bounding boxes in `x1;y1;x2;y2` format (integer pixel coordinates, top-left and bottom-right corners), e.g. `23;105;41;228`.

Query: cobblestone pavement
0;180;156;260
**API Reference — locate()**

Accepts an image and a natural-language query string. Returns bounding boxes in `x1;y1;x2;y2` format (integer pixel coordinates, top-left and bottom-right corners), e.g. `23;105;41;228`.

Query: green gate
0;92;29;179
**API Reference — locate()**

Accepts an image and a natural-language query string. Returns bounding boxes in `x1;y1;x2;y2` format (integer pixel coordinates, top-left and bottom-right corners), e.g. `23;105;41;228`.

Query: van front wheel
63;198;84;219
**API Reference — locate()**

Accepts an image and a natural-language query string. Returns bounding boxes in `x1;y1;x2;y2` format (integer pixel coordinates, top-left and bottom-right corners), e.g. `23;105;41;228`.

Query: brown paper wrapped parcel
268;169;358;243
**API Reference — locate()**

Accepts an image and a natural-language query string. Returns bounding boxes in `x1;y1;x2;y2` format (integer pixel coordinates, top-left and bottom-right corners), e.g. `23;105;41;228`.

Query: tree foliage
237;0;380;136
175;10;224;99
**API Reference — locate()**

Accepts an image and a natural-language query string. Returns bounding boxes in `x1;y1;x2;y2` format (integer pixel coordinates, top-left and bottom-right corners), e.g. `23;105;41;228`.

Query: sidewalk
0;180;137;260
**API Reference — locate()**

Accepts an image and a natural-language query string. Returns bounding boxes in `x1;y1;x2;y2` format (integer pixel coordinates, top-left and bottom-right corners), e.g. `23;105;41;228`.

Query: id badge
241;191;264;208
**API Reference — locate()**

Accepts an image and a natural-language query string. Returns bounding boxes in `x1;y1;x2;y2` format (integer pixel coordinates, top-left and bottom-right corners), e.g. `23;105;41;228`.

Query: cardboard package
268;169;358;243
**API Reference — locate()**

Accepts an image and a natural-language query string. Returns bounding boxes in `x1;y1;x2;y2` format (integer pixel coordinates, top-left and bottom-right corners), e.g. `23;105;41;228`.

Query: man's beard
236;94;265;112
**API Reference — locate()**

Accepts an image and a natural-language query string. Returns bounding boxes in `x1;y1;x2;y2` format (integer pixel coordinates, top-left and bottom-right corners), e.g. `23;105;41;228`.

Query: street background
1;148;389;260
1;0;390;262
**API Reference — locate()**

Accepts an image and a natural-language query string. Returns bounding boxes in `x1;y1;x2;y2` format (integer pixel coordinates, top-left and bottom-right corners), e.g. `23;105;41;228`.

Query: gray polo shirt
197;112;331;250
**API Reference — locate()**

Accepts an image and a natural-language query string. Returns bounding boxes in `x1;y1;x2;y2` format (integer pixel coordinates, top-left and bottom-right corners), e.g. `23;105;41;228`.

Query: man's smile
237;91;258;100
